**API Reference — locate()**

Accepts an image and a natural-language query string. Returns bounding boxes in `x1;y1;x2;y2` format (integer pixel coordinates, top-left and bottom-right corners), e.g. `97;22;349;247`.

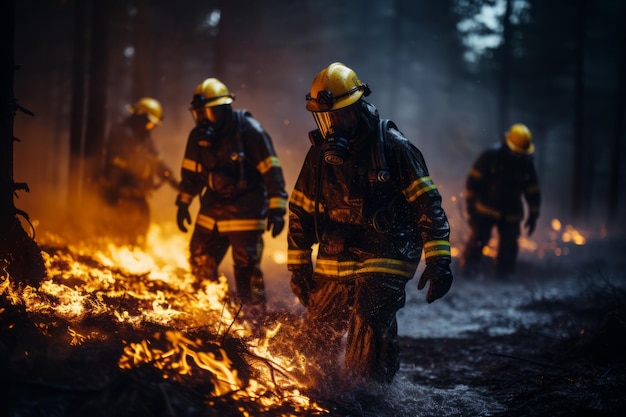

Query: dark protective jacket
102;116;172;201
178;110;288;233
288;118;451;280
465;143;541;223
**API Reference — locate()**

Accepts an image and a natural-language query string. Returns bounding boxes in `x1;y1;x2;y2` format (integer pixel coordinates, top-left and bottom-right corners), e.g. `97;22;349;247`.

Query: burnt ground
1;237;625;417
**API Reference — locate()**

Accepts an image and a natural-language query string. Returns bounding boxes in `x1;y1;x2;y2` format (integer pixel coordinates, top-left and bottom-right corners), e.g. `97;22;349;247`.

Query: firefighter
175;78;288;313
100;97;178;247
287;62;453;386
458;123;541;279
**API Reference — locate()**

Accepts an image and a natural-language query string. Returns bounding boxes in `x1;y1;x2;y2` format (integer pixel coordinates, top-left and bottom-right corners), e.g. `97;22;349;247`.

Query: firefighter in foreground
458;123;541;279
287;62;453;386
100;97;178;247
175;78;288;312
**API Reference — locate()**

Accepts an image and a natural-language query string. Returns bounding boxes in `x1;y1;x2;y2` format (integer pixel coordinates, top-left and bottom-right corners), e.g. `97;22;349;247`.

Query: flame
3;222;327;415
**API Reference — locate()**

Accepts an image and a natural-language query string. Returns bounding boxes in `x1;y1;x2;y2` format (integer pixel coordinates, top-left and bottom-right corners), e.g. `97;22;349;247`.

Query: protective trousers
302;272;408;385
461;215;520;278
189;227;266;308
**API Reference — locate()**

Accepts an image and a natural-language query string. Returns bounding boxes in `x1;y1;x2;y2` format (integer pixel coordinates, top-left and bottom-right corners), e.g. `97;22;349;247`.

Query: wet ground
322;237;626;417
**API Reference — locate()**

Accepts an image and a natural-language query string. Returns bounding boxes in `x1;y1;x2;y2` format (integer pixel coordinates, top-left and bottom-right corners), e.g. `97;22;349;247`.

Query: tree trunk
0;0;46;289
497;0;513;136
68;0;88;204
608;6;626;223
131;0;150;100
572;0;587;219
83;0;109;187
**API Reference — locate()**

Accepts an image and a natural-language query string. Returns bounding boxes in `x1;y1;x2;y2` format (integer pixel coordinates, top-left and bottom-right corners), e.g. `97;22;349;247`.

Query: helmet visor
191;105;229;125
312;106;358;138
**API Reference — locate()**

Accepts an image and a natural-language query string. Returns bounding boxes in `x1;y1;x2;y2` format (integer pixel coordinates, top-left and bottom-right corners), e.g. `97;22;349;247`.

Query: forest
7;0;626;237
1;1;626;416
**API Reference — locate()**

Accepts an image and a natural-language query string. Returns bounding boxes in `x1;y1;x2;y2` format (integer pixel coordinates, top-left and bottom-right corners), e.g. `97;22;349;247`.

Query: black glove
176;202;192;233
524;216;537;237
266;209;285;237
417;258;453;304
290;265;315;307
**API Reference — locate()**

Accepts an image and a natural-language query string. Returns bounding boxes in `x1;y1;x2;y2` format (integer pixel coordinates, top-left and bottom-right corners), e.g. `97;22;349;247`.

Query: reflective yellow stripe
112;156;128;168
182;158;203;173
288;249;312;265
218;219;265;232
178;192;194;204
290;189;317;214
196;214;216;231
403;176;437;203
475;201;501;219
469;168;482;179
424;240;451;259
314;258;416;279
269;197;287;210
529;206;540;216
256;156;281;174
196;215;265;232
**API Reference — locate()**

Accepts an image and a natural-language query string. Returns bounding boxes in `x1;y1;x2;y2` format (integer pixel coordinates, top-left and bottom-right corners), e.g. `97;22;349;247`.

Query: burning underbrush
0;225;328;416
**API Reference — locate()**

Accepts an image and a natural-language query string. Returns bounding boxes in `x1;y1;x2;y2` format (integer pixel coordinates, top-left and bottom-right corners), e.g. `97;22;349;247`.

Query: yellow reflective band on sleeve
403;176;437;203
475;201;501;219
269;197;287;210
216;219;266;233
314;258;417;279
529;206;540;216
196;214;216;231
256;156;281;174
525;185;540;194
182;158;203;173
289;189;317;214
469;168;482;179
424;240;451;259
112;156;128;169
178;193;194;204
288;249;312;265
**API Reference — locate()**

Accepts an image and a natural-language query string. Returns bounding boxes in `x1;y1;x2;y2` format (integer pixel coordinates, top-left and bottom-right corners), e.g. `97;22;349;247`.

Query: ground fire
1;223;328;416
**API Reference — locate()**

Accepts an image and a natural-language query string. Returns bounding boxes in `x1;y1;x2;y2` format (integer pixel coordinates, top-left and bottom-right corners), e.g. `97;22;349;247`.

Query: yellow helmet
126;97;163;125
305;62;370;112
190;78;234;110
505;123;534;154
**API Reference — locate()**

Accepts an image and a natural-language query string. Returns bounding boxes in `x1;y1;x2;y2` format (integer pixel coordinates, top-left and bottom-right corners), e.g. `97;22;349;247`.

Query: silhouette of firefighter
459;123;541;278
287;62;453;386
99;97;178;247
175;78;287;313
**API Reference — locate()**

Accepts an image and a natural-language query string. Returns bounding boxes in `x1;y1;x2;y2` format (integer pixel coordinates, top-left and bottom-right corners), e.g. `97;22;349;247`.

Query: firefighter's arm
286;156;319;306
287;203;316;307
174;128;207;232
416;191;453;303
245;118;289;237
396;141;452;303
523;162;541;236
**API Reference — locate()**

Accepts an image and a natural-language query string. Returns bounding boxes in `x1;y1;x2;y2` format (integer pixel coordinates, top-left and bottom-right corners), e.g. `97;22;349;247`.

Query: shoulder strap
233;109;247;189
368;119;394;183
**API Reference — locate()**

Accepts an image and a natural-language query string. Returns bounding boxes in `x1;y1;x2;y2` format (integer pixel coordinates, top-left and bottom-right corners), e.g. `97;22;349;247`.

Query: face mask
312;106;358;165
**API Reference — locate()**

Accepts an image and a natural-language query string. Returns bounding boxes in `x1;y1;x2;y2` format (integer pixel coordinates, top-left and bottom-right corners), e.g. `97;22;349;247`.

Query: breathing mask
311;105;358;165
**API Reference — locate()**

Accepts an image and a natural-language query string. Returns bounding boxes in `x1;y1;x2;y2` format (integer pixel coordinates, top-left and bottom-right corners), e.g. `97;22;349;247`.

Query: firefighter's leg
189;226;229;286
496;220;520;278
460;216;494;276
230;232;265;309
302;278;352;388
345;273;407;384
